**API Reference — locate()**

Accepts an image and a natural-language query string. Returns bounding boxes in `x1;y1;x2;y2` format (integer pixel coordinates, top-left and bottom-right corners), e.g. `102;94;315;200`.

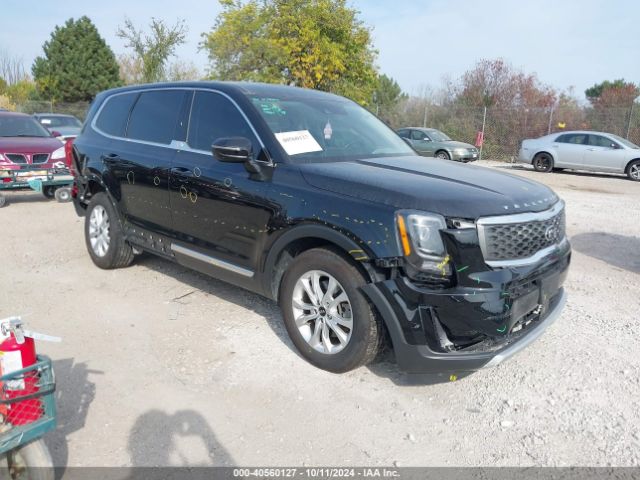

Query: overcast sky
1;0;638;100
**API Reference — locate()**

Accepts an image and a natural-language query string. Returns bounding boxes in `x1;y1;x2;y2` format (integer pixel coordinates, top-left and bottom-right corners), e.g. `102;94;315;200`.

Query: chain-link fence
13;101;91;121
377;102;640;161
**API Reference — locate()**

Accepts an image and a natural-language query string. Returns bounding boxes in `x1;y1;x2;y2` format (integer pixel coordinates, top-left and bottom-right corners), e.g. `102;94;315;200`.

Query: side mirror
51;130;62;138
212;137;253;162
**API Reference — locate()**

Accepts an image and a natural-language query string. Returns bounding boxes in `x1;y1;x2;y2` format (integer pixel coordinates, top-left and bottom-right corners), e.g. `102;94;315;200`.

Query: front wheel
435;150;451;160
54;187;71;203
533;153;554;172
627;160;640;181
42;186;56;199
0;439;54;480
279;248;382;373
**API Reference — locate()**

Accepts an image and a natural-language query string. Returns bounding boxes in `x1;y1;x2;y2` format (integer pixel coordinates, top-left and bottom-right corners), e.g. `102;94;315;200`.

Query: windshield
248;94;415;163
0;116;52;137
427;129;451;142
38;115;82;128
609;134;639;149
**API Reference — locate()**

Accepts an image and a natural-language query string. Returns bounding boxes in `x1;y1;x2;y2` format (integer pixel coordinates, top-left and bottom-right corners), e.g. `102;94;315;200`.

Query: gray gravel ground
1;161;639;468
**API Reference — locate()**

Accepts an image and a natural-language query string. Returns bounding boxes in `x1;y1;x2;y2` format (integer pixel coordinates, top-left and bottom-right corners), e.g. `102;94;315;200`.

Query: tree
585;79;639;107
0;49;27;86
373;74;406;111
456;58;556;109
117;18;188;83
32;17;120;102
201;0;378;104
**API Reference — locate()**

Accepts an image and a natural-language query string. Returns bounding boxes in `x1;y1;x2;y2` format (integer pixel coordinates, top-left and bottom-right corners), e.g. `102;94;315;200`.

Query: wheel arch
624;158;640;173
262;224;379;301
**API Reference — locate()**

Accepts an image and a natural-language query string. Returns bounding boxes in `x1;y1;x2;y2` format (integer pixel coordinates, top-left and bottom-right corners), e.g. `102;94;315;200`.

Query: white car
518;130;640;181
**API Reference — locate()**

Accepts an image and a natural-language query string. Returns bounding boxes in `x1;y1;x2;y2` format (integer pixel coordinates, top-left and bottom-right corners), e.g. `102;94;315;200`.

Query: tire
0;439;54;480
84;192;134;269
0;195;6;208
54;187;71;203
278;248;382;373
42;186;56;199
627;160;640;181
533;153;554;172
435;150;451;160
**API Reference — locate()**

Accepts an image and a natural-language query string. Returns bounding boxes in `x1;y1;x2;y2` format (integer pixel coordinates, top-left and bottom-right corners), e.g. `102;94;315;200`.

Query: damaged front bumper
362;245;570;374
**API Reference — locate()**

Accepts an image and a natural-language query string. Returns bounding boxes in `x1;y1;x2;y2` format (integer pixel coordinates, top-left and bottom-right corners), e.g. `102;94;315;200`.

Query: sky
1;0;639;101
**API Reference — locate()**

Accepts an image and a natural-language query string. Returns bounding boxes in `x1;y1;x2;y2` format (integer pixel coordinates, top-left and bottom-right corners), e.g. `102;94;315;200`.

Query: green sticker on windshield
254;98;287;116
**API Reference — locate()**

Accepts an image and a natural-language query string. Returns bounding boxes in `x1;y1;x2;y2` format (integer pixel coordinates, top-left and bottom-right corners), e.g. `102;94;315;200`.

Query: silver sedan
518;130;640;181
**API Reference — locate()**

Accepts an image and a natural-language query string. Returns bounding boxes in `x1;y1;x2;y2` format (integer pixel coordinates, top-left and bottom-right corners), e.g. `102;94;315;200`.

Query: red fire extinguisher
0;318;60;425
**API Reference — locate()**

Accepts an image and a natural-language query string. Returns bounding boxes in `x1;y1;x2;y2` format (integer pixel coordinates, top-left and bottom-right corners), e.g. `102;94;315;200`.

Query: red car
0;112;66;171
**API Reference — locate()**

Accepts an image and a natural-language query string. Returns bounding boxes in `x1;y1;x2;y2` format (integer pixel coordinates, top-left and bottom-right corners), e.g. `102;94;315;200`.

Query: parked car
519;130;640;181
0;111;67;173
397;127;479;162
33;113;82;140
71;82;569;374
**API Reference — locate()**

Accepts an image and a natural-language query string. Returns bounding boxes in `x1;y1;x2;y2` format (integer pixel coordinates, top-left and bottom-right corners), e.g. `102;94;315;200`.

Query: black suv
71;82;570;374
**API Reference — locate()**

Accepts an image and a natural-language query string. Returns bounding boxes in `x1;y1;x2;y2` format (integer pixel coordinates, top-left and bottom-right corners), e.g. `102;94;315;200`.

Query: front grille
32;154;50;164
6;154;27;164
477;201;566;266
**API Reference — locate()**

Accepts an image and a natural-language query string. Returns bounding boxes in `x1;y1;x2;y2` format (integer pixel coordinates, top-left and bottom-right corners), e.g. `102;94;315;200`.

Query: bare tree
0;48;27;85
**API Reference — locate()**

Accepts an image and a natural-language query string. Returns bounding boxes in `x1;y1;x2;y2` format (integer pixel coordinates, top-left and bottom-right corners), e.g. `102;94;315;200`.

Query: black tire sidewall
279;249;379;373
84;192;127;269
534;154;553;172
436;151;450;160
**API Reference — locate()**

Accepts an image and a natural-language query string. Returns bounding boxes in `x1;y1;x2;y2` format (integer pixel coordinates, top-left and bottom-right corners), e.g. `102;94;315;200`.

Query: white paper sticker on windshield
274;130;323;156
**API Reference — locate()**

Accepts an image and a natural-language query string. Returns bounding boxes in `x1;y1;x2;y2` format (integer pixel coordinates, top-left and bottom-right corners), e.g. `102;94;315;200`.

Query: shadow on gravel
367;357;474;386
44;358;100;478
494;164;628;181
127;409;233;466
136;255;299;356
571;232;640;274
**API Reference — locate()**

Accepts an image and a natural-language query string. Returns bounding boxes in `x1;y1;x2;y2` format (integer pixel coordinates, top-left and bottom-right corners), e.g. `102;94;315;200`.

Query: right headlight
397;211;450;276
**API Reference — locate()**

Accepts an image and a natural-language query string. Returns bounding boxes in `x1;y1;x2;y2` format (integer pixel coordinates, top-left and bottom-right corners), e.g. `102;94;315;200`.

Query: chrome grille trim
477;200;566;267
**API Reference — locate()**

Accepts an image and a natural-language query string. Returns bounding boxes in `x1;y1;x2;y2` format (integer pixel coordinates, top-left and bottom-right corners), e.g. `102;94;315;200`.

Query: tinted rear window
127;90;188;145
95;93;138;137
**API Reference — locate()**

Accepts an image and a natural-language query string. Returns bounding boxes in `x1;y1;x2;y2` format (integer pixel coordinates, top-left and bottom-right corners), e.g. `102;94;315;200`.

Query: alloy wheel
89;205;111;257
630;164;640;180
291;270;353;354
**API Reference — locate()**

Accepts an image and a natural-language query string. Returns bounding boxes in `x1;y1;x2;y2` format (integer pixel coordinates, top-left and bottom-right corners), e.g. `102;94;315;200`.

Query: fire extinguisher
0;317;60;425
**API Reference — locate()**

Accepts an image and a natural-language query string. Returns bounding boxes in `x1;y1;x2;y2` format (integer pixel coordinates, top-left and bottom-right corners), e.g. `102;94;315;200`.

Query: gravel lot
1;161;639;469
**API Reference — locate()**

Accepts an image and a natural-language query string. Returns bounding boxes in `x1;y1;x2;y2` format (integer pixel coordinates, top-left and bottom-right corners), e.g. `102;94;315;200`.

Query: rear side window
397;129;409;138
127;90;189;145
188;91;260;153
95;93;138;137
557;134;586;145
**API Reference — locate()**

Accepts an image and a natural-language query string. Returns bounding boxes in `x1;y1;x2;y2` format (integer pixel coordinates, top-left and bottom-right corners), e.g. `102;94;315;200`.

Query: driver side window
188;91;261;156
411;130;429;141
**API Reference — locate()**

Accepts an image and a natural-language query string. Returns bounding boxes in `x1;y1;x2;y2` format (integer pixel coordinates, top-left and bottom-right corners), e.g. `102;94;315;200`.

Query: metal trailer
0;166;73;208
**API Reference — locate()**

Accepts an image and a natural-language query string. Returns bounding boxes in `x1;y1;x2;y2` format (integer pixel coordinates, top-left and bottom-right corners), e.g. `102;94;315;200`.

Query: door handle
170;166;192;175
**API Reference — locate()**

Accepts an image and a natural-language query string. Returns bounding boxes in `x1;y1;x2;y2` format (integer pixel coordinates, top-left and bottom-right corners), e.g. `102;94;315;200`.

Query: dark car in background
0;112;66;171
70;82;569;374
33;113;83;140
398;127;479;162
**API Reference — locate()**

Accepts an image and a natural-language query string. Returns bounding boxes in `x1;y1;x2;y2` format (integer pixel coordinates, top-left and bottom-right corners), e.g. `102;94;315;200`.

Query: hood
299;156;559;219
444;140;476;150
0;137;63;154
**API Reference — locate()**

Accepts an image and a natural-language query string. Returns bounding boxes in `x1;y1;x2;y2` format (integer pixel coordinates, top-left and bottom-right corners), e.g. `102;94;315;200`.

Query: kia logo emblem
545;226;557;240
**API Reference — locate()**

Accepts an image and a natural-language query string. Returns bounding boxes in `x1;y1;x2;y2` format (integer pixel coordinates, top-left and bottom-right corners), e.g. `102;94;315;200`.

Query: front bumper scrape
362;284;567;374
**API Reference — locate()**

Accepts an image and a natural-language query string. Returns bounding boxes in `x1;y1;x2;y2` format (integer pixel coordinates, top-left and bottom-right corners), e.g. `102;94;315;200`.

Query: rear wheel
84;192;134;269
0;195;6;208
279;248;382;373
435;150;451;160
627;160;640;181
1;439;54;480
533;153;554;172
54;187;71;203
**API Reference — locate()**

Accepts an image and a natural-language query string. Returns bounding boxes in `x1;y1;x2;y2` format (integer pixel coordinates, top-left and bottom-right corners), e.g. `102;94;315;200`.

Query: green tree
32;16;120;102
117;18;188;83
201;0;378;104
373;74;406;110
585;79;639;107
